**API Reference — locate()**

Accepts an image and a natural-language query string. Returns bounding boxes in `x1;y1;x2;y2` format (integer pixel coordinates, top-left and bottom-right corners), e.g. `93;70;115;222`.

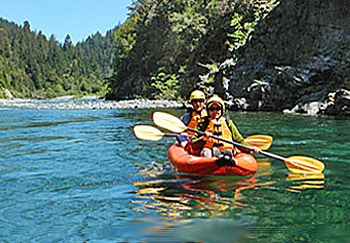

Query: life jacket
202;116;234;151
187;109;207;136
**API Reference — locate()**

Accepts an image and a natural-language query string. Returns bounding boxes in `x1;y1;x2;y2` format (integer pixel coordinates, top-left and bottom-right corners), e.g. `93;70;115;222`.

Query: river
0;101;349;242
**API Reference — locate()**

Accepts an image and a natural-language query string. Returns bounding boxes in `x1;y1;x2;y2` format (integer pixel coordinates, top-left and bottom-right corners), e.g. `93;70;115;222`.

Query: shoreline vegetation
1;1;349;116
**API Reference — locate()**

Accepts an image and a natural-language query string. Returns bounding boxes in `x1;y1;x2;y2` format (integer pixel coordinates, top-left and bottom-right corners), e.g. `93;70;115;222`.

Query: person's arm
228;120;251;151
181;112;192;125
228;120;261;153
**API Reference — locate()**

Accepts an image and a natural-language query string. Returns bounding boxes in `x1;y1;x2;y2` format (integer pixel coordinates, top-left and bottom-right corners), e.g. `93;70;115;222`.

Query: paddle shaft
163;133;194;139
163;133;178;138
187;127;287;162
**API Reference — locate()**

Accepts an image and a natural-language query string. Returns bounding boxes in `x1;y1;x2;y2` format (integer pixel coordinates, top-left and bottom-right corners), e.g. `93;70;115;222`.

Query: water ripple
0;108;348;242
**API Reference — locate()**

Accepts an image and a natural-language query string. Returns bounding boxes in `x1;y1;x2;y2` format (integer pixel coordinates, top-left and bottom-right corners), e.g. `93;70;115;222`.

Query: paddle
244;134;273;150
152;111;325;174
133;125;178;141
134;124;273;151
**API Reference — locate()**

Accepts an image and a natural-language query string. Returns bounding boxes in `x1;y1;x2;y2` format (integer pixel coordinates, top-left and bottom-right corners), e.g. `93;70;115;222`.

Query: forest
107;0;276;101
0;0;276;100
1;0;349;116
0;18;115;98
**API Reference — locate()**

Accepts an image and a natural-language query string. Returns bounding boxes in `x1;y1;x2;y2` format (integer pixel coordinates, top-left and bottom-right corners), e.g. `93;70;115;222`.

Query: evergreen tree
0;18;116;98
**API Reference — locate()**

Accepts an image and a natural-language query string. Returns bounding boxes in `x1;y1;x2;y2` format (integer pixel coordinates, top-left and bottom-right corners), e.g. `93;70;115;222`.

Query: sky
0;0;133;44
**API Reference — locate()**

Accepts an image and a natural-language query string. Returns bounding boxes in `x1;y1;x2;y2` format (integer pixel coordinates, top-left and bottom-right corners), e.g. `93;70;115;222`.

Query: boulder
319;89;350;116
4;89;14;99
283;101;324;115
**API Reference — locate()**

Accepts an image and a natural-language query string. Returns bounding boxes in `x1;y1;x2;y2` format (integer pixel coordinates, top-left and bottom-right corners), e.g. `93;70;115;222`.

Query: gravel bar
0;98;184;110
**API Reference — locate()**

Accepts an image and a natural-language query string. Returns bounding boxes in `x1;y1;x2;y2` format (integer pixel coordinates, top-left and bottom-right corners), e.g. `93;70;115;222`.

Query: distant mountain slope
0;18;116;99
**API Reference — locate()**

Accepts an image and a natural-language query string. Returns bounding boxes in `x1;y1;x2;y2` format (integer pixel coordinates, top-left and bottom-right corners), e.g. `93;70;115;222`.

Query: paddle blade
133;125;164;141
244;135;273;150
285;156;325;174
287;172;325;181
152;111;187;133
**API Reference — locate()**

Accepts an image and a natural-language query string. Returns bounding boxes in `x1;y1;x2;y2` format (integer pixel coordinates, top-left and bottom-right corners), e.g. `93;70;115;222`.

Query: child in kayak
190;95;261;162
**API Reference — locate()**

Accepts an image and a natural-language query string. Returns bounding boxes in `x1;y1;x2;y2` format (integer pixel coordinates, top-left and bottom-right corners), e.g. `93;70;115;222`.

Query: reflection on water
124;216;257;243
129;155;328;242
0;107;347;242
131;158;277;216
287;172;325;193
128;158;278;242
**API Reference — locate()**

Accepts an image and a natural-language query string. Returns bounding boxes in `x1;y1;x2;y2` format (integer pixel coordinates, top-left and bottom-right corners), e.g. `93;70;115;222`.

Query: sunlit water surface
0;102;349;242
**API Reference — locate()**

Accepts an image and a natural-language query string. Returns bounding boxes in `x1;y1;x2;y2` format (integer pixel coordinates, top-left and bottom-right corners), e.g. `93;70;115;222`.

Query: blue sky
0;0;132;44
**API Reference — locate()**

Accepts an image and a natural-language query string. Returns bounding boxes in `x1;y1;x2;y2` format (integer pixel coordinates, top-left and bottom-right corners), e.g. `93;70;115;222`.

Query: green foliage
0;1;279;101
150;69;180;99
0;18;116;99
107;0;279;100
227;0;278;53
106;17;138;99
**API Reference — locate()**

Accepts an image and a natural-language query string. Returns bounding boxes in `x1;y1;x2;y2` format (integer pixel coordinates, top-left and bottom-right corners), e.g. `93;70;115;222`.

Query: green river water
0;102;349;242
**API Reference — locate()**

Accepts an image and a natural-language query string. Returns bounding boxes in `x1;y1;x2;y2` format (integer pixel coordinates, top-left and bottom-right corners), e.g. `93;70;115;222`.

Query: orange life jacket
202;116;234;151
187;109;207;135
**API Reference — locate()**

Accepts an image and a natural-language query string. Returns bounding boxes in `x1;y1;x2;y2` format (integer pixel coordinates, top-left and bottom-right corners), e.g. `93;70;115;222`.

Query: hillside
0;18;115;99
106;0;349;115
221;0;350;115
106;0;275;100
1;0;348;115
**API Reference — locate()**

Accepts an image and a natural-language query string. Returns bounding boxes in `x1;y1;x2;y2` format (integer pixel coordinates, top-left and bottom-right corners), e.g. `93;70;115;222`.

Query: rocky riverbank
0;98;184;110
281;89;350;116
1;93;348;116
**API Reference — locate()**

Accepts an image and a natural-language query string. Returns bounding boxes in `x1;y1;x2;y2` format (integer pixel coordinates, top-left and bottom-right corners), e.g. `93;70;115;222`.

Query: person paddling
181;90;207;135
190;95;261;159
176;90;207;148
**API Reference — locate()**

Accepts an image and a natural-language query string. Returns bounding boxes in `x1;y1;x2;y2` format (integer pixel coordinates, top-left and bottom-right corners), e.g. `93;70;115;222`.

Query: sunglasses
209;107;221;111
192;99;205;103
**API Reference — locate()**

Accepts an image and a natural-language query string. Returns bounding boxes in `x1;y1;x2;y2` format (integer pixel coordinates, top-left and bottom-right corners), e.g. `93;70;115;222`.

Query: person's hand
253;146;261;154
203;131;212;141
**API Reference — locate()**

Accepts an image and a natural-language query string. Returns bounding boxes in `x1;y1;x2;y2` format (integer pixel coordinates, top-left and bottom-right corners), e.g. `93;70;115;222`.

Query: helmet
190;90;206;102
206;95;225;113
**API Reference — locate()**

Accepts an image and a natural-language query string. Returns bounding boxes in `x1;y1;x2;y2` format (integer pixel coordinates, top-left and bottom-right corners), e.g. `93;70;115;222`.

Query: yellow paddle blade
285;156;325;174
244;135;273;150
133;125;164;141
152;111;187;133
287;172;325;181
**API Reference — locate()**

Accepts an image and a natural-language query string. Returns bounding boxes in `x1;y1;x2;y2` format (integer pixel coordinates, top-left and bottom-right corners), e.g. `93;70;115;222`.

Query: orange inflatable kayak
168;143;258;176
